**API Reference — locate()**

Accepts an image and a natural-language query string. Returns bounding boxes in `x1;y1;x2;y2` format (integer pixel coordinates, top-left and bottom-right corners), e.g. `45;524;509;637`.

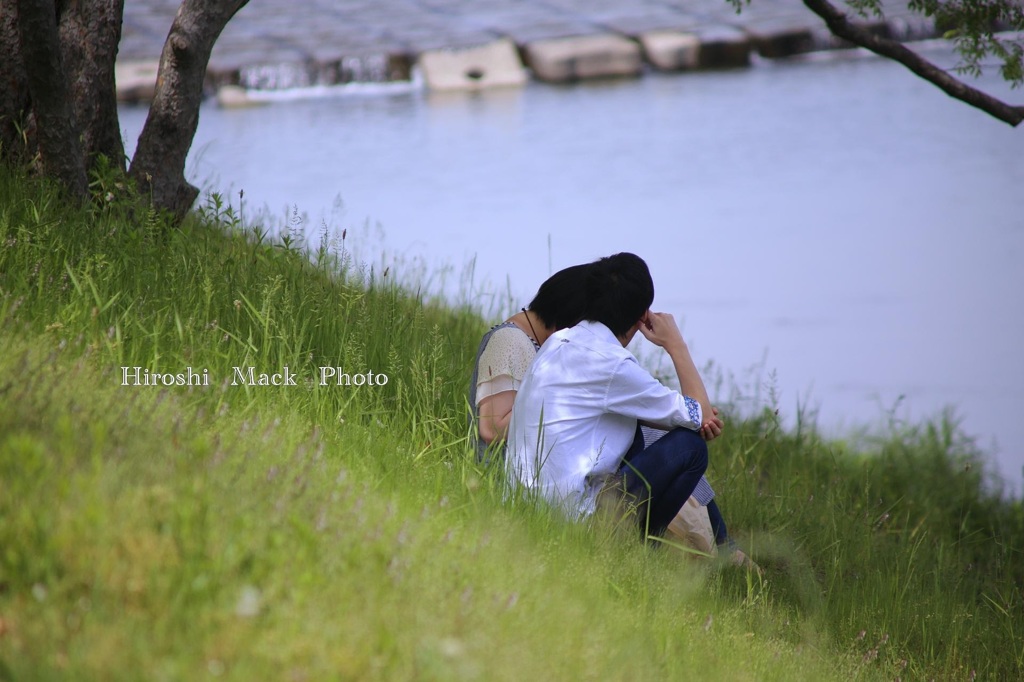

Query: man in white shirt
507;253;723;537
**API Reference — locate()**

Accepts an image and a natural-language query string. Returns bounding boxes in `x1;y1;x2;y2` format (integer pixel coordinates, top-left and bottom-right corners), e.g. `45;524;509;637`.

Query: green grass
0;165;1021;680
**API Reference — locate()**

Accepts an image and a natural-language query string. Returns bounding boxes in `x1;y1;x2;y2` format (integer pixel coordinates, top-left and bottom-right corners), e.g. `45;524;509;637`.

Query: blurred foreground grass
0;167;1021;680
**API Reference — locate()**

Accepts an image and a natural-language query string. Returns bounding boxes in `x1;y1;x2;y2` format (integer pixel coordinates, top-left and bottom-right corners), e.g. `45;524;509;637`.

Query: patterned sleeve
475;327;537;404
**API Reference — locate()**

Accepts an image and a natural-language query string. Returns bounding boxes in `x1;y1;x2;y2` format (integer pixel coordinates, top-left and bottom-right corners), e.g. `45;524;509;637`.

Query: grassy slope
0;168;1020;680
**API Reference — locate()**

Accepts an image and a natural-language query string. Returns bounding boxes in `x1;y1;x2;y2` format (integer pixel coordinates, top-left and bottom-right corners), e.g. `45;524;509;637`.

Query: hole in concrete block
465;67;485;80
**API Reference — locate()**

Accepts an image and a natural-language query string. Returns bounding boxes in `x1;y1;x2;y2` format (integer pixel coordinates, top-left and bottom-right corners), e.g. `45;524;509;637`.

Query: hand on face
636;311;685;351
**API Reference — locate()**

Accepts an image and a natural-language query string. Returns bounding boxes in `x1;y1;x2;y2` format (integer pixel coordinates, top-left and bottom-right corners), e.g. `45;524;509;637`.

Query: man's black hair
528;263;591;330
582;253;654;337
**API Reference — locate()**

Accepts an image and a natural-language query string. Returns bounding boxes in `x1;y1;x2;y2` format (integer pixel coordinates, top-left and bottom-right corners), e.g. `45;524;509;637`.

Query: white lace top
474;324;539;404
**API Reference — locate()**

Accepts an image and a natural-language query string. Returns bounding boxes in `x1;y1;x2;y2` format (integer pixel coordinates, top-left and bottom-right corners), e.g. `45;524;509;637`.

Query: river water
121;44;1024;496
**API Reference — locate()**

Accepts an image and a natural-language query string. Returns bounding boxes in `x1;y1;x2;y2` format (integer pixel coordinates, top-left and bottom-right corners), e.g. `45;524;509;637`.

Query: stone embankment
116;0;942;104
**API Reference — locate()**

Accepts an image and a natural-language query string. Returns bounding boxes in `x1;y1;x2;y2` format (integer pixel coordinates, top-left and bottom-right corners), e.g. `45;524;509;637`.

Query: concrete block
208;44;306;75
640;30;701;71
336;53;411;83
524;34;643;83
741;18;817;58
238;61;315;90
114;60;159;103
883;14;934;42
418;38;528;92
215;85;268;109
811;17;892;50
693;26;751;69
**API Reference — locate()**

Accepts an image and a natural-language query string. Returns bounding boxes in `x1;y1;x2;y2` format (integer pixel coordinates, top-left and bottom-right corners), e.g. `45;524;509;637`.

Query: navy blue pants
619;426;709;537
706;499;729;546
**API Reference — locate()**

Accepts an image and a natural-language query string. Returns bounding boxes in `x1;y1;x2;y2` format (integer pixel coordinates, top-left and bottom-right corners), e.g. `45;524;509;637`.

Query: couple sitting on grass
470;252;754;567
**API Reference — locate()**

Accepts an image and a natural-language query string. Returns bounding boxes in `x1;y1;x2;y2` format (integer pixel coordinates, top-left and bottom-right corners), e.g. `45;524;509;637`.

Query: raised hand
637;311;685;352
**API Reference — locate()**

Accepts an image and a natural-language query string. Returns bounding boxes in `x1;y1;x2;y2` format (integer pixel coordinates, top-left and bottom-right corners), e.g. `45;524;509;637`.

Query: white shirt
507;320;703;518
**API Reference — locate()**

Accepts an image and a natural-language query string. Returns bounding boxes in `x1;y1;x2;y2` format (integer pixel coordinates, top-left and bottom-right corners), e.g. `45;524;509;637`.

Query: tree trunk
0;0;32;164
129;0;248;223
57;0;126;172
15;0;88;197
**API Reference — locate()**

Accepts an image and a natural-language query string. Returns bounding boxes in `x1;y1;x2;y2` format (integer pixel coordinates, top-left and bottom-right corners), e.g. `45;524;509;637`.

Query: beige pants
665;496;718;558
594;476;717;557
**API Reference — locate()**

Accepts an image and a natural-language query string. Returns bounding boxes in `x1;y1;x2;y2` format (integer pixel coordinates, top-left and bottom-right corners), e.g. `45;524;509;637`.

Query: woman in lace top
469;264;590;461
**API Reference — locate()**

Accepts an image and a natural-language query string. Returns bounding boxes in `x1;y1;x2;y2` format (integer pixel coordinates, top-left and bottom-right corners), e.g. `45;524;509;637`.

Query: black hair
582;252;654;337
527;263;591;330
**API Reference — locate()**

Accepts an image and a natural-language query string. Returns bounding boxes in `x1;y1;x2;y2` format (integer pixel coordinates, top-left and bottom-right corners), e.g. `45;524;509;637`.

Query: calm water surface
121;47;1024;494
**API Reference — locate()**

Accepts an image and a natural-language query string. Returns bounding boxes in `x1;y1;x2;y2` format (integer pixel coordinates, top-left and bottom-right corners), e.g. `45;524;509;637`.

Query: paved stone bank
116;0;941;102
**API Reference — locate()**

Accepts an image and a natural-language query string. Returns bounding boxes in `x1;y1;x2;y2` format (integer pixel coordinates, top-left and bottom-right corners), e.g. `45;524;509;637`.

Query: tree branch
803;0;1024;127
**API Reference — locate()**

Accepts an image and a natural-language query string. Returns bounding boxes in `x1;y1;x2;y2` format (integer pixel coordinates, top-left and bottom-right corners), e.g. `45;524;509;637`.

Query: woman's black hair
527;263;591;330
582;252;654;337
